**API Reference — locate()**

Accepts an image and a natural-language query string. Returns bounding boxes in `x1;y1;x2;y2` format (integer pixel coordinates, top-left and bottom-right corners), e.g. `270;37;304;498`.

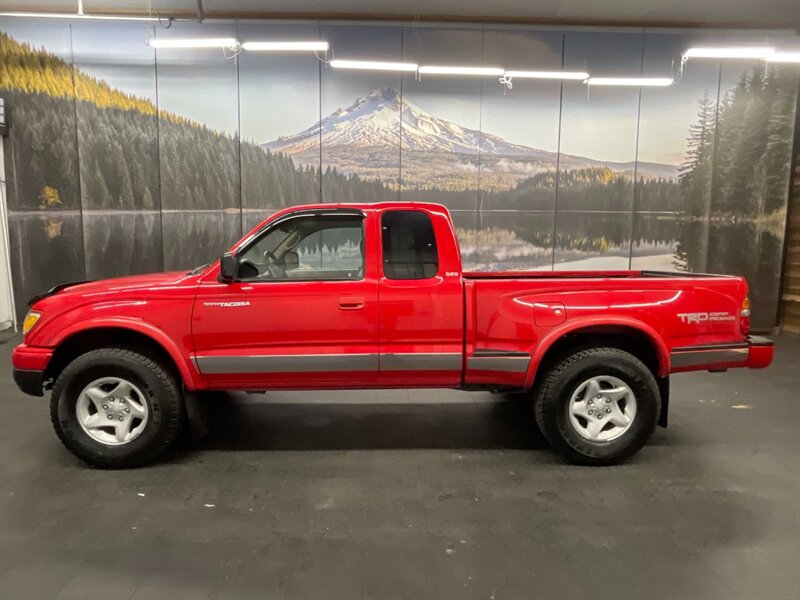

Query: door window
238;215;364;281
381;211;439;280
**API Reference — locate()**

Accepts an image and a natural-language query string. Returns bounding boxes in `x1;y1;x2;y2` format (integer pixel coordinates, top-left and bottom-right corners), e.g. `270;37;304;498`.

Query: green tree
680;91;716;217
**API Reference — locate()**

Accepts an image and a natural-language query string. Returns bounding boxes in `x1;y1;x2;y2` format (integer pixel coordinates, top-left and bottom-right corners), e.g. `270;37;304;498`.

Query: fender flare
524;315;670;388
50;317;201;390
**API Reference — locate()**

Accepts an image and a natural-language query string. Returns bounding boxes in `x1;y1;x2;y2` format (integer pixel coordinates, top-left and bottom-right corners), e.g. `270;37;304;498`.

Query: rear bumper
669;335;774;373
11;344;53;397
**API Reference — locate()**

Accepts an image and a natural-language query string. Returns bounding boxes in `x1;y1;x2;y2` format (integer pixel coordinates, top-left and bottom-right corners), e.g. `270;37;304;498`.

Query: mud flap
183;390;210;441
657;375;670;427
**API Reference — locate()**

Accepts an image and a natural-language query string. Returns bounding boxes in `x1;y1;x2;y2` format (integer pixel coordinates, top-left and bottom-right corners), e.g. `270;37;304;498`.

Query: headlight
22;311;41;334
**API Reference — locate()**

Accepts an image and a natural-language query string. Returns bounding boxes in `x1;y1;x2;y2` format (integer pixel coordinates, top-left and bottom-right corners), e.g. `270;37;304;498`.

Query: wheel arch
526;317;670;387
525;317;670;428
44;320;199;391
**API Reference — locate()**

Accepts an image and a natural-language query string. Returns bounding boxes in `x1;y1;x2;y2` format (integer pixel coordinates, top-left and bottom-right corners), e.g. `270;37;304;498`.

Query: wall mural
0;19;797;329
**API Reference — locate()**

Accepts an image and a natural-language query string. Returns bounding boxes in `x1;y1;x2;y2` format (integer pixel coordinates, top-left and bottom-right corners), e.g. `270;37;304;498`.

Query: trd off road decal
677;312;736;324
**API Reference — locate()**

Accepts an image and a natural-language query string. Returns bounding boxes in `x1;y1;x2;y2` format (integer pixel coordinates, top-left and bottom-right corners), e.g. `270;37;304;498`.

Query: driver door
192;210;379;389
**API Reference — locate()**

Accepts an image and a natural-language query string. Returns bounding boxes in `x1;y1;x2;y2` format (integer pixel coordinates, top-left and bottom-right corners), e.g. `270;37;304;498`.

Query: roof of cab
267;201;450;212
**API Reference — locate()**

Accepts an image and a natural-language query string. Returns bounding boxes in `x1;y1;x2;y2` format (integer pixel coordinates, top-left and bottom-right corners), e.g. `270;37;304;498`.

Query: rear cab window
381;210;439;280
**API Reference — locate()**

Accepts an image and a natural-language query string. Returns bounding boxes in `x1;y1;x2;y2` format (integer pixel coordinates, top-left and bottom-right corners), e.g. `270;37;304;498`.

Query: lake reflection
83;211;163;279
161;211;243;271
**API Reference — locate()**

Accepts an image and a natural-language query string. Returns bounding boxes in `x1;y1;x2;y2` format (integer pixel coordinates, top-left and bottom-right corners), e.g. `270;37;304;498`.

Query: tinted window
381;211;439;280
239;215;364;281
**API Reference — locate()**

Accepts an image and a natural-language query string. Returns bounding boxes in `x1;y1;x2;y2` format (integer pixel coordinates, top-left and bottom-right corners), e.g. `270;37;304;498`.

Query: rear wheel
50;348;183;468
534;347;659;465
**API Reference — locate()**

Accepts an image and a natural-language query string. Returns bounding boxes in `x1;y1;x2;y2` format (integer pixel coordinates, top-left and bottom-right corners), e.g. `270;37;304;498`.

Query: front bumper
670;335;774;373
11;344;54;397
13;369;45;397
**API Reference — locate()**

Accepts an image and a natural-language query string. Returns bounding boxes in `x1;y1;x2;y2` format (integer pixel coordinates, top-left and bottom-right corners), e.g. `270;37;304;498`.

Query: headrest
283;251;299;270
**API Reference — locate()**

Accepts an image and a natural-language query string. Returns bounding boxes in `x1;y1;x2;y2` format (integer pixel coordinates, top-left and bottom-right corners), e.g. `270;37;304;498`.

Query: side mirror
219;252;237;282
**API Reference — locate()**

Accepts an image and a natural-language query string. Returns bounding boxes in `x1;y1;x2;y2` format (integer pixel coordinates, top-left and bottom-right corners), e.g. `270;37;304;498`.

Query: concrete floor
0;335;798;600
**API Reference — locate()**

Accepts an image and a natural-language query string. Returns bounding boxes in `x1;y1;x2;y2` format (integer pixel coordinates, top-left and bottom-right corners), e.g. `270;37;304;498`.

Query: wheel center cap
106;399;128;418
588;397;609;416
597;397;608;417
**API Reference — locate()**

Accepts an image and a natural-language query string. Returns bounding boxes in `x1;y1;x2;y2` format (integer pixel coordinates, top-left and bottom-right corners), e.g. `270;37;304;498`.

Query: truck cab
194;203;464;390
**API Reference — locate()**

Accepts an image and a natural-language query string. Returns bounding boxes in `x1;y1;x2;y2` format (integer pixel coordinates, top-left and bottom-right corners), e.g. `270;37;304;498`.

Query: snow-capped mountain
262;87;678;185
264;87;546;157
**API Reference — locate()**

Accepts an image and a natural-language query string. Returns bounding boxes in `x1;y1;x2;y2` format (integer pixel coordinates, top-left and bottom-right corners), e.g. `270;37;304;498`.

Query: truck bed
462;270;734;280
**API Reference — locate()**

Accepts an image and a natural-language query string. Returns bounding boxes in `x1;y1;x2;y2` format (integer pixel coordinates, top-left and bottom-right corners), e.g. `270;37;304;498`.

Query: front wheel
50;348;184;468
534;347;660;465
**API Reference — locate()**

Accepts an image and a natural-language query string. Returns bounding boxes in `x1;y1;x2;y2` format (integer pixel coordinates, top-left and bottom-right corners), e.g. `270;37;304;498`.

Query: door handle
338;297;365;310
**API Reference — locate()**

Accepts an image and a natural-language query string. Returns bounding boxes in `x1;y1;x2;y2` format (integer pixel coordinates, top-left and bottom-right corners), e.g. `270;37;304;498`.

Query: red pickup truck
13;202;774;468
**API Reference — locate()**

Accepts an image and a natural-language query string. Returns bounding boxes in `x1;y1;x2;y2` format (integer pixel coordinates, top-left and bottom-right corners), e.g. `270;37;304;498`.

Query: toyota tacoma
12;203;774;467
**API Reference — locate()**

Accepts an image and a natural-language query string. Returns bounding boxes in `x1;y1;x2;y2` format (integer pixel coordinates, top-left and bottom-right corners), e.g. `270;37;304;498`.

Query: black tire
534;347;660;466
50;348;183;468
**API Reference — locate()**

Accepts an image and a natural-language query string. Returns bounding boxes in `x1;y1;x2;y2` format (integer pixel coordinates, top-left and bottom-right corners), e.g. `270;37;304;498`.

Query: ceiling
1;0;799;31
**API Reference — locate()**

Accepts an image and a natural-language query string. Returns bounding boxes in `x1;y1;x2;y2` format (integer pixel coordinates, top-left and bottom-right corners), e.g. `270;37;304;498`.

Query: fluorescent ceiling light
587;77;674;87
0;11;161;21
504;70;589;80
418;65;504;76
766;52;800;63
241;41;329;52
684;46;775;59
330;59;418;72
147;38;238;49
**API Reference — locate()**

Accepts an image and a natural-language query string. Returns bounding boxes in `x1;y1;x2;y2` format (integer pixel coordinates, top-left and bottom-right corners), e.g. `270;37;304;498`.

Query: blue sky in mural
238;22;320;145
638;33;721;166
481;27;563;155
322;23;403;116
70;22;157;103
401;24;485;134
0;18;72;60
559;30;643;165
152;22;239;135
